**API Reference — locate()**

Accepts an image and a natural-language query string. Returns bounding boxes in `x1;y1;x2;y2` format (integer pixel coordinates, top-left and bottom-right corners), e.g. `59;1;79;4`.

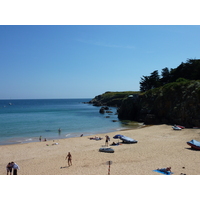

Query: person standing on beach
39;136;42;142
105;135;110;147
11;162;20;175
65;152;72;166
6;162;13;175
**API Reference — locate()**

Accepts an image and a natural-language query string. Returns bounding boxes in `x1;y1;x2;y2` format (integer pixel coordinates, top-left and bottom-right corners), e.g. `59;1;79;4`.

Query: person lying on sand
110;142;120;146
52;143;59;145
157;167;171;172
89;136;103;140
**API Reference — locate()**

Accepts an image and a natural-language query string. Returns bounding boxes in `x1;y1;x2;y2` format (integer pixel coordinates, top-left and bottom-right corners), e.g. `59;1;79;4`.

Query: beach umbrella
113;134;124;144
113;134;123;139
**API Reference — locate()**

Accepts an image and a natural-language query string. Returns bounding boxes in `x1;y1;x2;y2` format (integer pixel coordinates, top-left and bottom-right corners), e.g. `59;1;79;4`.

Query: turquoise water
0;99;124;145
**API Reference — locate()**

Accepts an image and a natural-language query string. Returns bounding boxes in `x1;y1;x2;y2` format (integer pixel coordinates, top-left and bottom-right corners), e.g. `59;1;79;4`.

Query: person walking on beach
6;162;13;175
11;162;20;175
105;135;110;147
65;152;72;166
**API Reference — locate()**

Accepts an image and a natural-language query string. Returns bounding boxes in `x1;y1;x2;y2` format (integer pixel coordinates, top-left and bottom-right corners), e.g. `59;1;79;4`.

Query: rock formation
118;80;200;127
89;80;200;127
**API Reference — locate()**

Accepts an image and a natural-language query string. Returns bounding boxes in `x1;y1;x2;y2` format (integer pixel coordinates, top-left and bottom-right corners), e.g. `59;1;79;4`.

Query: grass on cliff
102;91;140;100
96;91;140;106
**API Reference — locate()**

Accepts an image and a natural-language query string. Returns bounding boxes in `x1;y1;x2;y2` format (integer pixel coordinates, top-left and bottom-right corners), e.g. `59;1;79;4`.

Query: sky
0;25;200;99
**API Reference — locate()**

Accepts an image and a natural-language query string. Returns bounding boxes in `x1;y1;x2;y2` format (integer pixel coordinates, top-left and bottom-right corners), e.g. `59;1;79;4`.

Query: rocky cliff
89;80;200;127
118;80;200;127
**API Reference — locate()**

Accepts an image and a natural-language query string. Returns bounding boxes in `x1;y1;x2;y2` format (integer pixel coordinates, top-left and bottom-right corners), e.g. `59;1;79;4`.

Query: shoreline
0;123;143;146
1;124;200;175
0;98;122;146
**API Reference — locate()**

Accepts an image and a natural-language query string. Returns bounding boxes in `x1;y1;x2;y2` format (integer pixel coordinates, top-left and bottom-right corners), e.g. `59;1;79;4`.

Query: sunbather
89;136;102;140
110;142;120;146
157;167;171;172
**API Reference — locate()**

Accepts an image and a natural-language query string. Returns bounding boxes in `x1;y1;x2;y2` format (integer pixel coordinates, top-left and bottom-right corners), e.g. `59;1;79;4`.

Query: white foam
65;134;71;137
25;138;33;141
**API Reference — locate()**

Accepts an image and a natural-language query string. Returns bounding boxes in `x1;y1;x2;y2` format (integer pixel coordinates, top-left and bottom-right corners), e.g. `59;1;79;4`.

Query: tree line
140;59;200;92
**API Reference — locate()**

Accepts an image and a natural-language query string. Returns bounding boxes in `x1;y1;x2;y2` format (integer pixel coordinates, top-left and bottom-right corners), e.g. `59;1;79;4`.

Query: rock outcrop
89;80;200;127
118;80;200;127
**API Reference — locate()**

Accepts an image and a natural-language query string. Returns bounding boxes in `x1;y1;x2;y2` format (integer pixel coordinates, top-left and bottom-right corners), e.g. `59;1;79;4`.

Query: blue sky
0;25;200;99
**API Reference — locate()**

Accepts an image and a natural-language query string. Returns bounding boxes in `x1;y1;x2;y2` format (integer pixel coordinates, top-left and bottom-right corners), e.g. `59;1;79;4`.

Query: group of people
6;152;71;175
6;162;20;175
39;136;47;142
39;128;62;142
89;135;110;146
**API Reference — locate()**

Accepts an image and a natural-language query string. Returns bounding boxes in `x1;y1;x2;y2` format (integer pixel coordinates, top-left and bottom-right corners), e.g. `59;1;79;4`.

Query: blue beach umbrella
113;134;124;144
113;134;123;139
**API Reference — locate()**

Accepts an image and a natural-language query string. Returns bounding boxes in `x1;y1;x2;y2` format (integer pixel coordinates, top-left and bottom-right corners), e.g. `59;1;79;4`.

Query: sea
0;99;137;145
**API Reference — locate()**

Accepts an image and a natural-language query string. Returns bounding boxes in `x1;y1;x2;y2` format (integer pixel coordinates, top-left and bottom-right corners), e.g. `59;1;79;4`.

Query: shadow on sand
185;147;200;151
60;166;70;169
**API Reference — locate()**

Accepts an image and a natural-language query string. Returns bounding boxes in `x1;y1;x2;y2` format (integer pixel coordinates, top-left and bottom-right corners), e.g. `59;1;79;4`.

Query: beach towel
153;169;173;175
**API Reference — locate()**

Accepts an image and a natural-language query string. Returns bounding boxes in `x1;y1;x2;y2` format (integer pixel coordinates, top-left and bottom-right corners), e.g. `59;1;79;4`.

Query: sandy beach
1;124;200;175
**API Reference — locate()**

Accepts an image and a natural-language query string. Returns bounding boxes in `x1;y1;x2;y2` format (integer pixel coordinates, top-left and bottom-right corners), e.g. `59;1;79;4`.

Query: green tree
140;70;160;92
140;75;151;92
150;70;160;88
160;67;170;85
139;59;200;92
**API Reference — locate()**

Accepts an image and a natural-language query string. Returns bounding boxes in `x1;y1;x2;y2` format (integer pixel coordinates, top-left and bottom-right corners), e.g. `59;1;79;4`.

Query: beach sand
1;124;200;175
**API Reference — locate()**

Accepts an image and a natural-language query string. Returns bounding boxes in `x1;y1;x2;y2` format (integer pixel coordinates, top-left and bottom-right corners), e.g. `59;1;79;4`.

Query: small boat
172;126;182;130
120;136;138;144
187;139;200;150
99;147;114;153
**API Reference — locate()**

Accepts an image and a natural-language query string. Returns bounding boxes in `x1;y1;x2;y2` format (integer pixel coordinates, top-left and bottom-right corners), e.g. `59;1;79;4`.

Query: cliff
89;80;200;127
118;80;200;127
